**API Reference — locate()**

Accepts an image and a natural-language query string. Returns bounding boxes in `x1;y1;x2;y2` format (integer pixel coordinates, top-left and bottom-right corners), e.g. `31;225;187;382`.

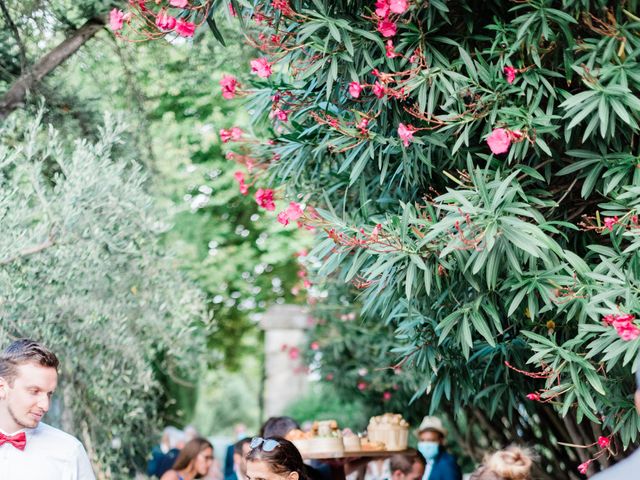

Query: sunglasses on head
250;437;280;452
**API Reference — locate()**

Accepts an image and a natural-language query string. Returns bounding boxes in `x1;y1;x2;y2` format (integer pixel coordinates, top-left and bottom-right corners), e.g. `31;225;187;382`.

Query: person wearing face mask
415;417;461;480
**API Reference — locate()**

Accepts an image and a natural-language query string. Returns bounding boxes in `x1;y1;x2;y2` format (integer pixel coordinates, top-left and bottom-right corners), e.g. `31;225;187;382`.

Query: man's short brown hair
0;339;59;384
390;453;425;474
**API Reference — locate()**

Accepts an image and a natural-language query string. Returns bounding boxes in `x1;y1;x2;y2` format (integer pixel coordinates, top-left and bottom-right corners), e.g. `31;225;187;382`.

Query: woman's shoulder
160;470;181;480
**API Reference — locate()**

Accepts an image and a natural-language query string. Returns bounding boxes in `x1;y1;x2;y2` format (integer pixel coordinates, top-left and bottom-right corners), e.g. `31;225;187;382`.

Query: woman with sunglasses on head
161;437;215;480
246;437;309;480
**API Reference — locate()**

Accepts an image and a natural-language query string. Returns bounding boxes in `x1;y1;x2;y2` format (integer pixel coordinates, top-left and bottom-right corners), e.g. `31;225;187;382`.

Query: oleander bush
116;0;640;477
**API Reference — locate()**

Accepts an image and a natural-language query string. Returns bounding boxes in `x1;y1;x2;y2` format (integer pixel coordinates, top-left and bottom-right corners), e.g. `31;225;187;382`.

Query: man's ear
0;376;9;400
635;390;640;414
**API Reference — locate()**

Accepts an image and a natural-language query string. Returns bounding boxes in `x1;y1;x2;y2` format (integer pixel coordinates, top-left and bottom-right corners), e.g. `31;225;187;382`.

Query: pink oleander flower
598;436;610;449
526;393;541;401
357;381;368;391
288;346;300;360
156;9;177;30
385;40;397;58
382;391;392;401
487;128;511;154
398;123;415;147
603;216;619;231
371;223;381;241
255;188;276;211
375;0;390;17
373;81;385;99
272;0;293;15
170;0;188;6
277;211;290;225
286;202;304;221
613;316;640;341
578;460;592;475
273;108;289;121
357;118;369;133
349;81;363;98
234;171;249;196
251;57;273;78
220;75;238;99
504;66;517;84
326;373;334;381
109;9;125;31
310;341;319;351
220;127;243;143
377;19;397;37
229;2;237;16
175;18;195;37
277;202;304;226
603;314;616;326
234;171;245;183
389;0;409;14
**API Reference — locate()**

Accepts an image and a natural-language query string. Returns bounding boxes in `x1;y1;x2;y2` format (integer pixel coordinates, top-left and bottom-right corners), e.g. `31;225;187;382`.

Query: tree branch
0;0;27;70
0;234;55;266
0;17;105;120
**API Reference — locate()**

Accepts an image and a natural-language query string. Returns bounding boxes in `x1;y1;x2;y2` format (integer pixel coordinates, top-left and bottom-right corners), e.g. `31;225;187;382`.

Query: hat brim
415;426;447;437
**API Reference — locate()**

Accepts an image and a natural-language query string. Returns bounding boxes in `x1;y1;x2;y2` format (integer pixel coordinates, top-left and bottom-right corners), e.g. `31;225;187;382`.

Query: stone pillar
260;305;311;419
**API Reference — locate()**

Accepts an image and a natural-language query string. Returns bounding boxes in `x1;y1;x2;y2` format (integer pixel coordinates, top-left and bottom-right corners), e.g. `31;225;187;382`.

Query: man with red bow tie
0;339;95;479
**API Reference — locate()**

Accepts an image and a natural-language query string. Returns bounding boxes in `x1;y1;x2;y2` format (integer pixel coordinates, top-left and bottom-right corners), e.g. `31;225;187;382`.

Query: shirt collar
0;424;38;437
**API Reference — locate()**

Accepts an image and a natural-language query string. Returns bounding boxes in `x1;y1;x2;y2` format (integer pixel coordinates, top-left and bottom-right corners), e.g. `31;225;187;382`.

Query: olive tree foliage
0;110;207;478
206;0;640;477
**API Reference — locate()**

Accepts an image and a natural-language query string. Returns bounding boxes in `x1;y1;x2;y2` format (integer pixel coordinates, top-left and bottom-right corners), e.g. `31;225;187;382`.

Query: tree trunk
0;18;105;120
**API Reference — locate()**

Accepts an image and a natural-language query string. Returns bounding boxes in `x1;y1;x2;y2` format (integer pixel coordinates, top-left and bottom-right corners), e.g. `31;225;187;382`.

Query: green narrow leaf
405;262;416;299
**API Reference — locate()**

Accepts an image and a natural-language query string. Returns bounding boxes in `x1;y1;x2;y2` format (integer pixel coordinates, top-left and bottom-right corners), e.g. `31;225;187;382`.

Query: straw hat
415;416;447;437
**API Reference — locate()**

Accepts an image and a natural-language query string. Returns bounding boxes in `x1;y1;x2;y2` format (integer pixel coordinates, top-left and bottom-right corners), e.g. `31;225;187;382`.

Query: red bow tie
0;431;27;451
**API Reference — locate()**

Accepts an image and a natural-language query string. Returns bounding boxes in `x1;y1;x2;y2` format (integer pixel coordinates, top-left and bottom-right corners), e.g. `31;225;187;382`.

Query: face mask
417;441;439;460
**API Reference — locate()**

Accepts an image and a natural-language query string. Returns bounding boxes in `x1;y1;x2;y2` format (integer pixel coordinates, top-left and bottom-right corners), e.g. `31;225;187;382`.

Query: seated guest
470;446;533;480
246;437;308;480
416;416;461;480
225;437;252;480
161;437;214;480
148;427;185;478
390;453;426;480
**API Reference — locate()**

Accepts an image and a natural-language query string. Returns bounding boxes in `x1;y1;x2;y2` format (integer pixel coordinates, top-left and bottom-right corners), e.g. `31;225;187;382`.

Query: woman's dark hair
172;437;213;474
260;416;300;437
247;437;308;480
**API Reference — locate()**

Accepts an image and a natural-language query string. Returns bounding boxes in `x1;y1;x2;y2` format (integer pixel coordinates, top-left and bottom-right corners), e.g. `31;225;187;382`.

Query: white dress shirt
423;460;433;480
0;422;95;480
